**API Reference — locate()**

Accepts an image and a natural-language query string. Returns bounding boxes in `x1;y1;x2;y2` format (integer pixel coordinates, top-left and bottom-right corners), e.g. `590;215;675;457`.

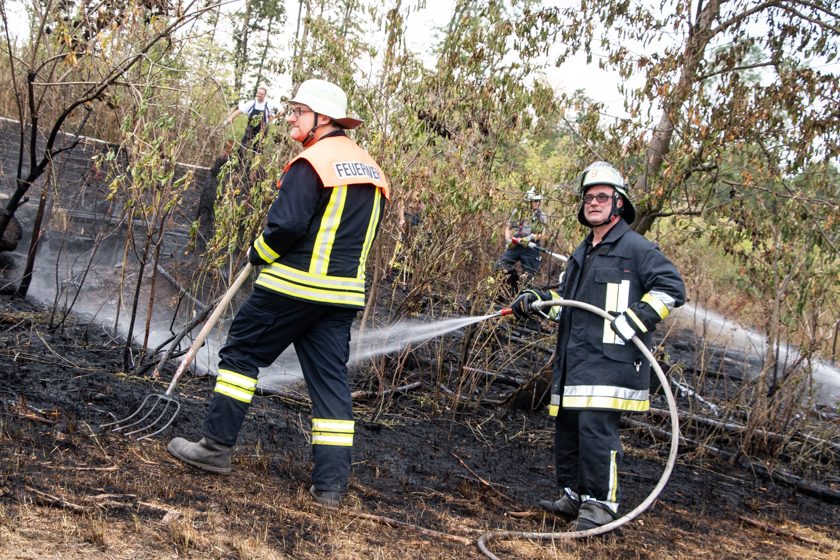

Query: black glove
248;245;267;266
609;307;650;343
511;290;541;320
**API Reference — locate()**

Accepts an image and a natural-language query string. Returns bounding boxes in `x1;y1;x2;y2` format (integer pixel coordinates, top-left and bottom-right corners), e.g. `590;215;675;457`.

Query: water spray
350;311;508;365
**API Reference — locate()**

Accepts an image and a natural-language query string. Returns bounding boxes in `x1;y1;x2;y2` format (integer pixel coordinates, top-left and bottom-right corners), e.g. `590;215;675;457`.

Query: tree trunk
253;13;276;88
0;175;38;241
15;181;50;298
632;0;721;236
233;0;254;94
122;229;153;369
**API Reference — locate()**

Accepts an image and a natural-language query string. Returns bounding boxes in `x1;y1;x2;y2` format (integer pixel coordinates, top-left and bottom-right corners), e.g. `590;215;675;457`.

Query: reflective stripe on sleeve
642;291;673;319
253;233;280;263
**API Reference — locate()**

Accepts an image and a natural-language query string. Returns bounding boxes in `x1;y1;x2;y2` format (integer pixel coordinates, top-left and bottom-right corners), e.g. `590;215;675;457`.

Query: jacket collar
572;219;631;263
586;218;628;245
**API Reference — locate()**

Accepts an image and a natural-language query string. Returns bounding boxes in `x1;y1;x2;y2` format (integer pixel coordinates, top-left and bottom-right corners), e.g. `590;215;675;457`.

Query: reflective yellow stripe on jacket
564;385;650;412
602;280;630;345
547;385;650;415
358;188;383;275
256;261;367;307
310;186;347;276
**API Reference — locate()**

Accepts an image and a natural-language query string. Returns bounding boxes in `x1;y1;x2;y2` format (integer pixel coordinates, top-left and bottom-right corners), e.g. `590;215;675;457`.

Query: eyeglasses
287;106;312;118
582;193;613;204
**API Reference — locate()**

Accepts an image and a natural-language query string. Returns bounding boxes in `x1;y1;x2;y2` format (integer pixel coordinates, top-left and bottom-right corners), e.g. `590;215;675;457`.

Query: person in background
511;161;685;530
224;85;279;152
495;187;549;295
169;79;389;509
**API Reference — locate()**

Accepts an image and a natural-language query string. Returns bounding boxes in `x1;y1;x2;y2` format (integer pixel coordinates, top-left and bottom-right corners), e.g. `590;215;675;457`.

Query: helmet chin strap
605;195;623;223
303;112;322;146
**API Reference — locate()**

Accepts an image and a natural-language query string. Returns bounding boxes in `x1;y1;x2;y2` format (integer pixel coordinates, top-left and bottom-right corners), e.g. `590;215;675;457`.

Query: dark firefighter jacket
548;219;686;415
249;131;390;309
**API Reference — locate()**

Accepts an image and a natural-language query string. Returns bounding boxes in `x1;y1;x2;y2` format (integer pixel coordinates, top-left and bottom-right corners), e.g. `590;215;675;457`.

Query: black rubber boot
309;485;343;509
168;436;232;474
569;500;617;531
538;489;581;520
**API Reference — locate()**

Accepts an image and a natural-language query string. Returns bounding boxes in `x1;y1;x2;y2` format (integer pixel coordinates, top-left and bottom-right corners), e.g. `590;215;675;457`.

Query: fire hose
511;237;568;262
478;299;680;559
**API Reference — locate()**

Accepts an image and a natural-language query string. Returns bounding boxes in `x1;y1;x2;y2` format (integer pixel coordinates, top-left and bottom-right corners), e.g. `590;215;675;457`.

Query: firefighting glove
518;234;536;247
248;245;267;266
511;290;540;320
511;289;555;320
609;304;655;343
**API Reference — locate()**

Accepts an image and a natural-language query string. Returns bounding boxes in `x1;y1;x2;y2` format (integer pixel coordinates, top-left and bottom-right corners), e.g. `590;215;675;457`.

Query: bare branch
711;1;780;36
1;2;27;181
32;51;86;77
698;60;777;81
775;1;840;32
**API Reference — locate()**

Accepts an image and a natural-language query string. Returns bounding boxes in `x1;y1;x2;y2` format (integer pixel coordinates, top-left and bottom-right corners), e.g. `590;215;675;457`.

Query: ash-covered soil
0;295;838;559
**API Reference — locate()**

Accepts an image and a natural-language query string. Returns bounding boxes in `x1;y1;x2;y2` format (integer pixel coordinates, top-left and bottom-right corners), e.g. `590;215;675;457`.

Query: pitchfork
101;263;254;440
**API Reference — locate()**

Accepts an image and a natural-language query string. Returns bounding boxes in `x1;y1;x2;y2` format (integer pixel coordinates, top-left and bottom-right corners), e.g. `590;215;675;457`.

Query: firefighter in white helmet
511;161;685;530
169;79;390;509
495;187;549;294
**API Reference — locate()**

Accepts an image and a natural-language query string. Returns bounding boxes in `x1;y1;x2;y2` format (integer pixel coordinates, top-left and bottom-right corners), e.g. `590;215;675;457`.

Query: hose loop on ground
477;298;680;559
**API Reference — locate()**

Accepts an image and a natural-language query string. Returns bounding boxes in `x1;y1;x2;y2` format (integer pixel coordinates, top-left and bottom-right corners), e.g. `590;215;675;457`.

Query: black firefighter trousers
202;287;357;493
554;408;623;506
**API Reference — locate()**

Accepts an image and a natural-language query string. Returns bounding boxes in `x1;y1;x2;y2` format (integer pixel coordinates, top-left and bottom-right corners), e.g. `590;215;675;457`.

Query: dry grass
1;437;838;560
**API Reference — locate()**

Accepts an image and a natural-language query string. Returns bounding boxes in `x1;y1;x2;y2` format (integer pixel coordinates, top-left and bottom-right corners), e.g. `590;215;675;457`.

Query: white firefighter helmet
524;187;544;202
577;161;636;224
288;79;363;129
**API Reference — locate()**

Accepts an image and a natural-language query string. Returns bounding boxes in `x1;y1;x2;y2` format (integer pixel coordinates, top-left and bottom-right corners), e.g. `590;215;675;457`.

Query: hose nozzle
498;307;514;317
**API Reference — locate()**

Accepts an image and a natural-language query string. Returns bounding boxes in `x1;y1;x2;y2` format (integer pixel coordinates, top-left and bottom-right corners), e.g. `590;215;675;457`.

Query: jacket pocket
603;342;637;364
593;266;622;285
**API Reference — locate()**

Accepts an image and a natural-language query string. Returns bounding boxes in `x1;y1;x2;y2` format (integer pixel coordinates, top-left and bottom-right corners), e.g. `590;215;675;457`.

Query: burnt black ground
1;294;838;559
